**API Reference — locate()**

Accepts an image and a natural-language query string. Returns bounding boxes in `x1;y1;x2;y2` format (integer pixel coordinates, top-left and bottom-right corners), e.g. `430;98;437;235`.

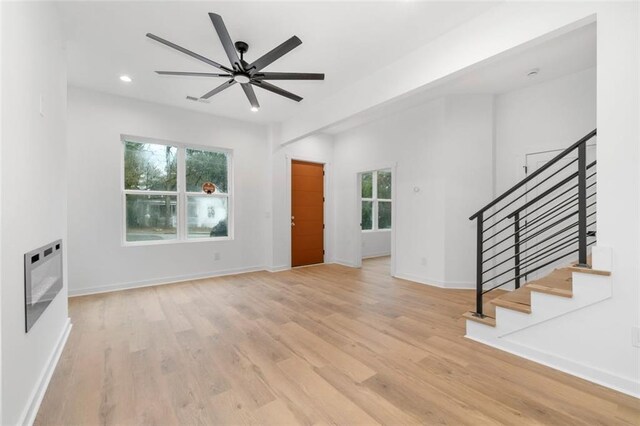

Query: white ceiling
324;22;597;134
57;1;498;124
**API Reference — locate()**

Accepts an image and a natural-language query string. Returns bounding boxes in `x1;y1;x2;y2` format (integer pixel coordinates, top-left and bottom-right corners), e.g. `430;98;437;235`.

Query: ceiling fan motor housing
234;41;249;55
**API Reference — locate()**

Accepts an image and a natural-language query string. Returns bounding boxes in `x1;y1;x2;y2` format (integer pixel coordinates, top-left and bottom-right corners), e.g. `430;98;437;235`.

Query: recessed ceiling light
527;68;540;77
119;75;132;83
250;106;259;112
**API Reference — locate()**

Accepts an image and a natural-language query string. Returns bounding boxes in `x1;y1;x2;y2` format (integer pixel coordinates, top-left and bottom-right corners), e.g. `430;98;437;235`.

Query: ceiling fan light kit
147;13;325;111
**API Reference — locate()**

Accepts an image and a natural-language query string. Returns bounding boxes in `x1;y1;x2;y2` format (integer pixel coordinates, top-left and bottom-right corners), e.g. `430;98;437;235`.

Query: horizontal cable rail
470;129;597;220
470;129;597;317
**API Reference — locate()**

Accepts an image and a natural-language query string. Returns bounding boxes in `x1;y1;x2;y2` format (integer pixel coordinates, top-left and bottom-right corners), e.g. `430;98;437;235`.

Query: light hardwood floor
36;256;639;425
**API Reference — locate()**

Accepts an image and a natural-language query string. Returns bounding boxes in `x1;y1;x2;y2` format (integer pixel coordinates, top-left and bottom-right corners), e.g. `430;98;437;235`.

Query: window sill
362;229;392;233
122;236;233;247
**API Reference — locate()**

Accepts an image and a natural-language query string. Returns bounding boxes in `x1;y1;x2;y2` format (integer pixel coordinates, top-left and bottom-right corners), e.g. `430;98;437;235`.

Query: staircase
464;255;611;332
464;129;612;342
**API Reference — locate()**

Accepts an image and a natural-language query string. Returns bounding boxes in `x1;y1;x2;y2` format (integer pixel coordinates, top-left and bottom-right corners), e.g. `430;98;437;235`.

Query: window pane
124;141;177;191
187;196;229;238
186;148;229;193
377;170;392;199
361;172;373;198
378;201;392;229
361;201;373;230
125;194;177;241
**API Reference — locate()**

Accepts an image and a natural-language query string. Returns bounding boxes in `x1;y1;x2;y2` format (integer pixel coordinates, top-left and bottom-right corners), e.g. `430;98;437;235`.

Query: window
361;169;391;231
122;137;231;244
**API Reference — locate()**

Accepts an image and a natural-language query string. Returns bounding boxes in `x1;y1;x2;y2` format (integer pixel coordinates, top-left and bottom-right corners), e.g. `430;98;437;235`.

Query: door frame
286;155;330;269
354;162;398;277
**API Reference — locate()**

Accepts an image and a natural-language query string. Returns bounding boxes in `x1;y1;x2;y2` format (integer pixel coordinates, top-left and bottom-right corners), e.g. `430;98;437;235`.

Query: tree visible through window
123;138;231;243
361;169;392;231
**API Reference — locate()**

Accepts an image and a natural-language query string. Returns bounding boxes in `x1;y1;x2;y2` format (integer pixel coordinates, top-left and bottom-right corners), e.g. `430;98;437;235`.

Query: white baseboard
266;265;290;273
332;259;359;268
68;265;266;297
466;334;640;398
20;318;72;426
362;252;391;259
394;272;475;289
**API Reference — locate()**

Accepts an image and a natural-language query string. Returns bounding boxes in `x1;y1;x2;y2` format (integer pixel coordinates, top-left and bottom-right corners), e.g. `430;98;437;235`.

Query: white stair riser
466;320;497;340
495;307;531;334
569;272;611;299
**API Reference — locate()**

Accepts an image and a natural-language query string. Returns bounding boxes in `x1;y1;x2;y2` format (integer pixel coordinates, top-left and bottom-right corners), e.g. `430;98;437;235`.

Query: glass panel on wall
125;194;177;241
187;196;229;238
124;141;177;191
186;148;229;193
361;201;373;230
361;172;373;198
378;201;392;229
377;170;392;199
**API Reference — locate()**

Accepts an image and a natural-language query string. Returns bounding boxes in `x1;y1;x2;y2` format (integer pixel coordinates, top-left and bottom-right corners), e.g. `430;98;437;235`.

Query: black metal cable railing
469;129;597;317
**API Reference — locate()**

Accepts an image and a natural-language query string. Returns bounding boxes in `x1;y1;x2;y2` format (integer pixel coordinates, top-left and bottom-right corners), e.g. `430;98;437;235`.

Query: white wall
442;96;495;286
67;88;269;295
333;95;494;287
495;67;597;193
333;99;445;273
1;2;69;424
267;132;334;271
362;231;391;258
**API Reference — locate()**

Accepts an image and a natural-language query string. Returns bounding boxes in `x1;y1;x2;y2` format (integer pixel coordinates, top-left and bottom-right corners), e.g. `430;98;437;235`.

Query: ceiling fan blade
253;72;324;81
201;79;237;99
156;71;231;77
146;33;233;73
248;36;302;72
208;13;242;71
251;80;302;102
240;83;260;109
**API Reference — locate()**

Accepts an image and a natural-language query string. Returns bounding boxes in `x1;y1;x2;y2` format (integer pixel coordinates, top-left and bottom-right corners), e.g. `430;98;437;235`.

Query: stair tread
568;265;611;276
527;268;574;297
489;267;575;312
463;311;496;327
491;297;532;313
527;283;573;298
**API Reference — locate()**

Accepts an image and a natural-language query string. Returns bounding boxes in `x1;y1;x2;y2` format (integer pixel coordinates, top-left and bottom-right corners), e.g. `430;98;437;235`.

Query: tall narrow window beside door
361;169;391;231
122;137;232;244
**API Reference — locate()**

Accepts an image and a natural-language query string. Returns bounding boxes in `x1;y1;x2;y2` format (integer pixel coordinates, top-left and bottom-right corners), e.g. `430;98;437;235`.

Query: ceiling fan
146;13;325;111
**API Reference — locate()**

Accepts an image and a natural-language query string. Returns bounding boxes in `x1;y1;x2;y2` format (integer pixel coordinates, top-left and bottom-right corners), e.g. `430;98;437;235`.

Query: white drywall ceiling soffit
323;22;596;135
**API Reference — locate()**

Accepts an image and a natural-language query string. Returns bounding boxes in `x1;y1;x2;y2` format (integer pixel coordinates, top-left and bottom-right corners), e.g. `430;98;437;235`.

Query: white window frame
362;169;392;232
121;135;234;246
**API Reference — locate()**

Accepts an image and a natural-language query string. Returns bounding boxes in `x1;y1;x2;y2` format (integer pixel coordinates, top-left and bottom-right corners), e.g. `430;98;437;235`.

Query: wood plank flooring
35;256;639;425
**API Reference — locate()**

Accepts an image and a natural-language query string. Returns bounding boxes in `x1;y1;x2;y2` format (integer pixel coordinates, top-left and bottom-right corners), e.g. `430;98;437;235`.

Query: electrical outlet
632;326;640;348
213;252;221;261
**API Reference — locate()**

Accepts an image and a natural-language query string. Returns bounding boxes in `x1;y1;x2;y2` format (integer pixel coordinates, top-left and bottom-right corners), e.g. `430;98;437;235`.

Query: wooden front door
291;160;324;267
